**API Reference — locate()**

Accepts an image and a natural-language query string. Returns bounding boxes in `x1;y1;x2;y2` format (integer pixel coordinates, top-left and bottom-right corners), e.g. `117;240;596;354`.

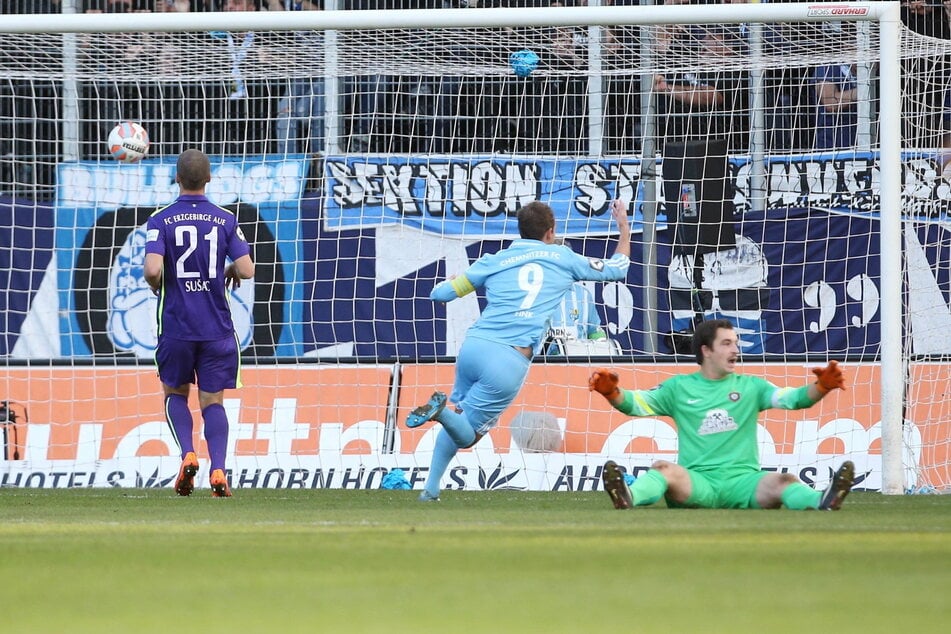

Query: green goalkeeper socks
630;469;668;506
780;481;822;510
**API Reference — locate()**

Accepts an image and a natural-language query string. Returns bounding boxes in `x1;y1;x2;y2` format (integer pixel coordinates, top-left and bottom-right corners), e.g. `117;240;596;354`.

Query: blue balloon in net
509;49;539;78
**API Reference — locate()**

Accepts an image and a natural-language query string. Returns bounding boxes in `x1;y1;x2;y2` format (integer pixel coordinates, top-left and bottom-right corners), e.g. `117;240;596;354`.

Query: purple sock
165;394;194;458
202;404;230;472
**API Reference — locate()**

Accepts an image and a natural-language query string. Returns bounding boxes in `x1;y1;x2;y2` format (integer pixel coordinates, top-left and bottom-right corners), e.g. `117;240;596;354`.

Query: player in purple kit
144;149;255;498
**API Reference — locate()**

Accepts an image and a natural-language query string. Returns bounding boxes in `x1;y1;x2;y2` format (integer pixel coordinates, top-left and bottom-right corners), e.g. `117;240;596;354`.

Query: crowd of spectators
1;0;950;196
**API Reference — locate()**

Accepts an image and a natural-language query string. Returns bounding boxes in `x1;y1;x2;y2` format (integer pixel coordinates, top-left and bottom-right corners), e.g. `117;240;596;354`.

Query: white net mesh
0;5;948;494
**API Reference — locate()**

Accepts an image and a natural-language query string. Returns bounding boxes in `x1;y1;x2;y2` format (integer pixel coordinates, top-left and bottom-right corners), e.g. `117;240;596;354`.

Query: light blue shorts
450;337;531;435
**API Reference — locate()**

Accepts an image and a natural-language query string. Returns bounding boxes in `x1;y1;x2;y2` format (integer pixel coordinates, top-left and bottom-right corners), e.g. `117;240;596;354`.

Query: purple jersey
145;194;251;341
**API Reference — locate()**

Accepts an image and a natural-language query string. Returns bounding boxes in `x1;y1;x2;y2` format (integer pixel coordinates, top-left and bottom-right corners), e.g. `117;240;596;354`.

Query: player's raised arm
589;368;623;406
809;360;846;402
610;199;631;259
588;367;666;418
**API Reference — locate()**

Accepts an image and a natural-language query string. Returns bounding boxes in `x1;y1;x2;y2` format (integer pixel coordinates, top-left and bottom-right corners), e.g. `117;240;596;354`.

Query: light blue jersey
431;239;630;351
551;282;604;340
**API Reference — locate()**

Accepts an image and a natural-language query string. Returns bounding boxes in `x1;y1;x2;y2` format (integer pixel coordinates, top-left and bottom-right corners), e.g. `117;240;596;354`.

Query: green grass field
0;489;948;634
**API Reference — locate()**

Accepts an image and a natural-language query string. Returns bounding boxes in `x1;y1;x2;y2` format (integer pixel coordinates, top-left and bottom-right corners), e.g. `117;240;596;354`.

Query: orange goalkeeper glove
589;368;621;402
812;360;845;395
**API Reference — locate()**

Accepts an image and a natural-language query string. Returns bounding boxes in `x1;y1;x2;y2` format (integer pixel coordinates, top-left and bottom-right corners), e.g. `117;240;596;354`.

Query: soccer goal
1;2;945;496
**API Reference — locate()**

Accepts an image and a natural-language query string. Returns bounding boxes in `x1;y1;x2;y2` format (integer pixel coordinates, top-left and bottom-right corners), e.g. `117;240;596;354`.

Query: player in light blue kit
406;199;631;501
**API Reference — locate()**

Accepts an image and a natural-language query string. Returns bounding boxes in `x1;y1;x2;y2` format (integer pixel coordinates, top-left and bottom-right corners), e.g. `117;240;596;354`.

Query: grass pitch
0;489;948;634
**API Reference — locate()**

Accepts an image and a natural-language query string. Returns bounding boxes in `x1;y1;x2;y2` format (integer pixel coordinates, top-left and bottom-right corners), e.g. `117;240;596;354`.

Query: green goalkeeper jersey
615;372;815;474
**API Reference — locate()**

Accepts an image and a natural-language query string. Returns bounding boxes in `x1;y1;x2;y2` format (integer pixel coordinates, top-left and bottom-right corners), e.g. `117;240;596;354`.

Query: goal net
0;3;945;495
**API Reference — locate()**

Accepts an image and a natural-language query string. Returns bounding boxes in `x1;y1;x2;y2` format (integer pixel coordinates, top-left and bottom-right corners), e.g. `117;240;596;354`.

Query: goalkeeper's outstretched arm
588;368;658;417
771;361;847;410
808;360;846;402
588;362;847;416
589;368;622;405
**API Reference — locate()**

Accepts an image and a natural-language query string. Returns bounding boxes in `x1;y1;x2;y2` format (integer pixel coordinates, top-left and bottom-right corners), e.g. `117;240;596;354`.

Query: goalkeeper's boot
210;469;233;498
602;460;633;510
174;451;199;497
418;491;441;503
818;460;855;510
406;391;447;428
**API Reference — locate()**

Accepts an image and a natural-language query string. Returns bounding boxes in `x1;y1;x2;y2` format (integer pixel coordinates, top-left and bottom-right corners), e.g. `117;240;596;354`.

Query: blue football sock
164;394;194;457
434;407;476;447
202;404;229;472
423;429;459;498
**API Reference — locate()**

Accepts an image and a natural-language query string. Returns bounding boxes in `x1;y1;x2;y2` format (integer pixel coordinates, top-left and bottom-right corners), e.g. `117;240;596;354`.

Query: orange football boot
174;452;199;497
210;469;232;498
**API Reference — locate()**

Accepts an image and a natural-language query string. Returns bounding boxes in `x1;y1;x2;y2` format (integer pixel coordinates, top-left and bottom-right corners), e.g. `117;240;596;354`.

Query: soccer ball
107;122;150;163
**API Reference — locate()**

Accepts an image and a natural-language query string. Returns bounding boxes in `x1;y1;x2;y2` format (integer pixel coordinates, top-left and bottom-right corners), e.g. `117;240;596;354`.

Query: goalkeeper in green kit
590;319;855;511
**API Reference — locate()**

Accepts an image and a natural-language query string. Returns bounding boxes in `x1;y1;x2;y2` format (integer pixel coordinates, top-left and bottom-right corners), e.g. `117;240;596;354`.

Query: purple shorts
155;335;240;393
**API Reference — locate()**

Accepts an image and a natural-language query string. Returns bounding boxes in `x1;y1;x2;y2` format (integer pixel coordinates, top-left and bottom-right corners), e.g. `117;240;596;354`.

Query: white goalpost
1;2;940;496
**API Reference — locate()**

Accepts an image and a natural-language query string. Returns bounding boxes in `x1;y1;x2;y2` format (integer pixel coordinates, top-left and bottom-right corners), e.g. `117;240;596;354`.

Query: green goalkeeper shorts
669;469;769;510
